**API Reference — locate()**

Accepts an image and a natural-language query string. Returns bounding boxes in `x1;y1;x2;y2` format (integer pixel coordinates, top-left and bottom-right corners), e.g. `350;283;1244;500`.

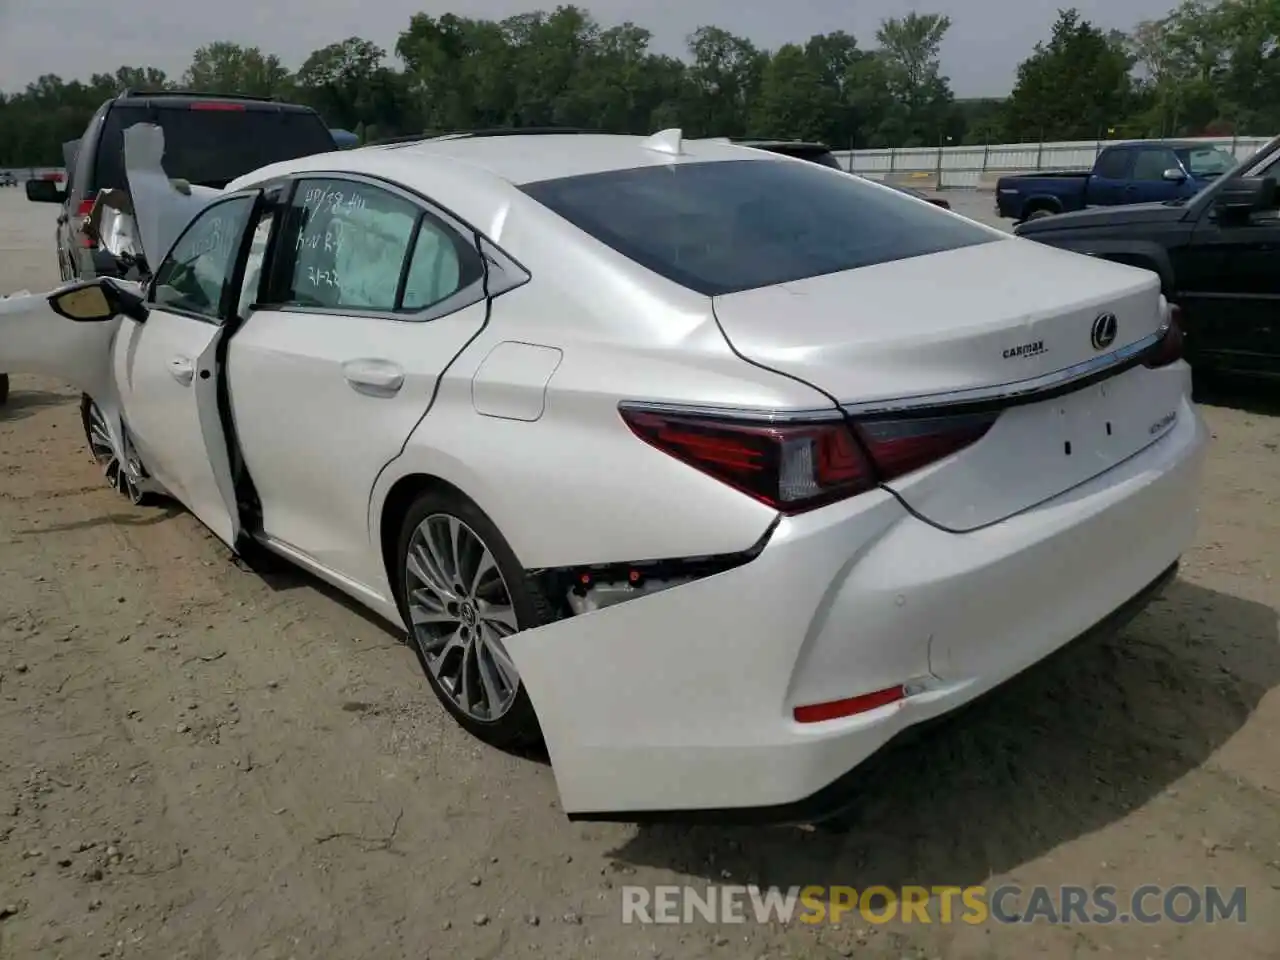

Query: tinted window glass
1132;148;1180;180
521;159;995;297
401;216;477;310
93;105;335;192
1175;146;1237;178
274;179;419;311
1093;149;1131;179
152;195;256;320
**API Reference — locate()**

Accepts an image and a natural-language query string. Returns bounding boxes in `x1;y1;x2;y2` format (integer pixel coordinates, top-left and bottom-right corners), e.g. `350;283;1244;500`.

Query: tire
1024;208;1056;221
394;488;555;749
80;394;153;505
0;373;8;406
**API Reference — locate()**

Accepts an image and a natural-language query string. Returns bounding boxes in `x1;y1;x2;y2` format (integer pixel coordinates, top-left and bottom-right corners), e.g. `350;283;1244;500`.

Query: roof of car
365;132;766;185
225;131;790;242
110;90;318;113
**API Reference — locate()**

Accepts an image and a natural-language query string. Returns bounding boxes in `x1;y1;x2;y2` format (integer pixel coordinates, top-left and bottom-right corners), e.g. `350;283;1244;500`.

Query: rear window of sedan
520;159;997;296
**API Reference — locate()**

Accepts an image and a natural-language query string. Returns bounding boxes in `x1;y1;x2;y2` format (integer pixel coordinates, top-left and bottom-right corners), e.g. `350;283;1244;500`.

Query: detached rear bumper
569;560;1178;825
508;397;1206;822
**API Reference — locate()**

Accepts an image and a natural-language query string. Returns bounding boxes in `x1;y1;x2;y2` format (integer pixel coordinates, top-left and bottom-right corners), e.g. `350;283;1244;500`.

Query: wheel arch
377;472;485;607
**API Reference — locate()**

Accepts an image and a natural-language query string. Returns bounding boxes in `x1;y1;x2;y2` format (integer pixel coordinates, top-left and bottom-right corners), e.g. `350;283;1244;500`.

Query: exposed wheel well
378;473;474;606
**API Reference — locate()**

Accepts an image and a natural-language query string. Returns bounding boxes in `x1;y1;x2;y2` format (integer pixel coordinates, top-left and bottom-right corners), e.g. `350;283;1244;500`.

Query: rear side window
1093;149;1131;179
521;159;995;297
92;105;336;192
269;177;483;313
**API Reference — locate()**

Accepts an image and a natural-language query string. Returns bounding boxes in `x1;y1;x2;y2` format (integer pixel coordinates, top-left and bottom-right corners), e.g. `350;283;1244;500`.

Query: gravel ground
1;188;1278;960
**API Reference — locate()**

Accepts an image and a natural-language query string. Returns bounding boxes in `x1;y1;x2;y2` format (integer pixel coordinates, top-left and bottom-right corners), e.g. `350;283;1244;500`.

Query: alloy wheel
405;514;523;722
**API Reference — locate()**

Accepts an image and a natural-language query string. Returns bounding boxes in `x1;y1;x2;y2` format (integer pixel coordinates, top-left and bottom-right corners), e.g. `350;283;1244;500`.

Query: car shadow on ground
606;579;1279;890
0;389;73;423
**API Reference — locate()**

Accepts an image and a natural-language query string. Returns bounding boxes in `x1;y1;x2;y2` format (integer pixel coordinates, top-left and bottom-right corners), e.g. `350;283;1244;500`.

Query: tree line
1;0;1277;168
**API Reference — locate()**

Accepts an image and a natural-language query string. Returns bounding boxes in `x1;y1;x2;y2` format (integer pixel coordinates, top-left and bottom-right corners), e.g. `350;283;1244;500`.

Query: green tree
183;42;290;98
874;12;955;146
685;26;766;137
1003;9;1135;141
752;44;834;141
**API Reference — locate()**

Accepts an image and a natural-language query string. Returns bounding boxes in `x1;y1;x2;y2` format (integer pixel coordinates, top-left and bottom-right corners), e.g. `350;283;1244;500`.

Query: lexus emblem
1090;312;1118;351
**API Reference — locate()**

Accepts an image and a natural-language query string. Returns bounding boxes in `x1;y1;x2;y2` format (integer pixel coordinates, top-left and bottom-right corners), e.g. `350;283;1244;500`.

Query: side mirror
1214;176;1278;218
47;279;149;323
1162;168;1187;183
26;178;65;204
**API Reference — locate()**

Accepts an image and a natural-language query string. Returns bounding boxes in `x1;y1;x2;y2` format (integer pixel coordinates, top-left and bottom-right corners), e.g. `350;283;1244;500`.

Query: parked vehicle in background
996;140;1239;222
734;138;952;208
0;172;17;187
331;128;360;149
2;126;1202;820
1015;134;1280;380
25;90;337;283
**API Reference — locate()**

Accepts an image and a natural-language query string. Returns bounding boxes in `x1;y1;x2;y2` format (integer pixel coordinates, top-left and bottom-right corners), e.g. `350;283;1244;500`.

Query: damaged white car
1;125;1206;822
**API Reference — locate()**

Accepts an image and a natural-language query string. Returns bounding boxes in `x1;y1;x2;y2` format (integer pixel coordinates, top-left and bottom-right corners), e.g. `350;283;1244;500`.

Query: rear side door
1086;147;1133;206
1179;154;1280;373
1128;146;1187;204
225;175;493;591
113;190;265;547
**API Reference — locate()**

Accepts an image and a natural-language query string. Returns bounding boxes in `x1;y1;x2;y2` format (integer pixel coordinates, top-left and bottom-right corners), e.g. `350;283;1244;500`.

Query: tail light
191;101;246;111
1144;305;1184;368
619;406;998;514
76;193;98;248
854;412;999;482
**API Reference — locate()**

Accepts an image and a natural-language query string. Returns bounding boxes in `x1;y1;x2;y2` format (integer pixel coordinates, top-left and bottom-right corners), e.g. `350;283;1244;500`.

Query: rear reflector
794;685;906;723
1143;305;1184;369
191;102;246;111
620;405;999;513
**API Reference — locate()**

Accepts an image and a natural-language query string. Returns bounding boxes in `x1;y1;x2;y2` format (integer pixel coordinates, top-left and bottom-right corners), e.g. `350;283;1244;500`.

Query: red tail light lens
853;412;999;482
620;406;1000;513
76;192;98;248
619;409;875;513
191;101;246;111
1143;306;1184;369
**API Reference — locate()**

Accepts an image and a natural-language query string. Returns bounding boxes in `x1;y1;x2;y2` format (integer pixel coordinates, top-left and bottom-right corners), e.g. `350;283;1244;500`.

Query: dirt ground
2;188;1279;960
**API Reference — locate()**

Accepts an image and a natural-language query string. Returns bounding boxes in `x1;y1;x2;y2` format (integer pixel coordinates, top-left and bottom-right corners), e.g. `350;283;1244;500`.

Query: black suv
1014;134;1280;380
26;90;337;282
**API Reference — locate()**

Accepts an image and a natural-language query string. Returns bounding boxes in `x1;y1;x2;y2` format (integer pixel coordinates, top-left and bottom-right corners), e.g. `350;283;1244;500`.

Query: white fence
832;135;1273;189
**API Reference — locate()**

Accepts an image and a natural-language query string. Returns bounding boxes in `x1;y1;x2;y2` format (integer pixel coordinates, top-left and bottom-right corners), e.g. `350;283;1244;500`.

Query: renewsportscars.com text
621;884;1248;926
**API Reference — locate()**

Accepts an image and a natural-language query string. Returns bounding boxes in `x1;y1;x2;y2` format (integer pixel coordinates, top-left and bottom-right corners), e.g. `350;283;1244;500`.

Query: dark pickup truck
1013;134;1280;380
996;140;1239;222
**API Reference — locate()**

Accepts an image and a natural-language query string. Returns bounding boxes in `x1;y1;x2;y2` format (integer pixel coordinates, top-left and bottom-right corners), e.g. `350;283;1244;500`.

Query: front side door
226;175;492;592
113;191;264;546
1129;146;1186;204
1178;153;1280;374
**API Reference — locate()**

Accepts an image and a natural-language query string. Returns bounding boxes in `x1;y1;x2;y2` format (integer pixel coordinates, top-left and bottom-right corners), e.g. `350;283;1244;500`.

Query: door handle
342;359;405;395
168;356;195;385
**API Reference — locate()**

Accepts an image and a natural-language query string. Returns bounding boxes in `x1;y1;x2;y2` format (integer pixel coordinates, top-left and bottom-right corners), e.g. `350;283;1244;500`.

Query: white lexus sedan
2;125;1206;822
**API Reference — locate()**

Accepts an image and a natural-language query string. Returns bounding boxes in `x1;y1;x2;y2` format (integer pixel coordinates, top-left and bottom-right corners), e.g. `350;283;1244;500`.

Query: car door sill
254;533;398;619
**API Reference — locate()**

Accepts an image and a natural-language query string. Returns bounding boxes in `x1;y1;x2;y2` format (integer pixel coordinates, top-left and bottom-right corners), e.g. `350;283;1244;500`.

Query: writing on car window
151;195;256;321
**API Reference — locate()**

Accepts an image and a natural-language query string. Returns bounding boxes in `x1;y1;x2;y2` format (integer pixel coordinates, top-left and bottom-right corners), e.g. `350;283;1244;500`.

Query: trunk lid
711;238;1182;531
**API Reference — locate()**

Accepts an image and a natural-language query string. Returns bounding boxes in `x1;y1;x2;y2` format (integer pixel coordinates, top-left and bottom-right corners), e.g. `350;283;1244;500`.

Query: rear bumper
509;398;1207;820
571;559;1179;825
